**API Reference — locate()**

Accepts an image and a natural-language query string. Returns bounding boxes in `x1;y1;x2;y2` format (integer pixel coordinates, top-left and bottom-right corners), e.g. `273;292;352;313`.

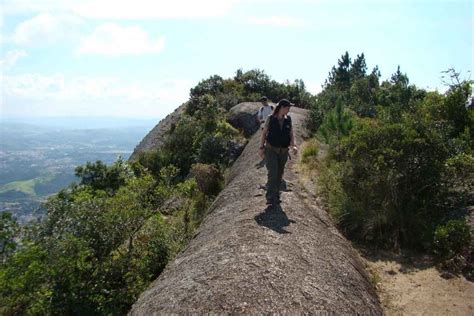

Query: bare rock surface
129;103;187;161
130;101;259;161
227;102;265;137
129;106;382;314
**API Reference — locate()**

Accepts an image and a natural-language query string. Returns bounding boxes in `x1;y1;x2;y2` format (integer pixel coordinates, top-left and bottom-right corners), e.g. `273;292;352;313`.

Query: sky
1;0;472;120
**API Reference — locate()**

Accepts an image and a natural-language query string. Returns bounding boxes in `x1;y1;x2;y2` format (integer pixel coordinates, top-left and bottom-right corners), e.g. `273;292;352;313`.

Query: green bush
74;158;132;194
433;220;471;259
136;149;171;180
197;135;228;165
301;140;319;164
0;212;19;263
309;53;473;252
0;69;316;314
191;163;223;197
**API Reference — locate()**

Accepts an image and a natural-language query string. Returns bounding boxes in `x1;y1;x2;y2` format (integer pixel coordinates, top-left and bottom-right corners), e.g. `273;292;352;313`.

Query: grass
301;139;319;164
0;173;56;197
0;179;38;196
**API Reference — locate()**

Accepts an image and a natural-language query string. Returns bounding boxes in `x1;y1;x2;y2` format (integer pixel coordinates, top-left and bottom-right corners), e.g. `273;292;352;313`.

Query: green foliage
0;163;175;314
191;163;224;197
307;52;379;133
0;212;19;264
309;52;473;253
233;68;314;108
443;153;474;200
439;70;473;138
190;75;225;99
135;148;172;180
74;157;132;194
433;220;471;259
318;101;354;147
328;51;352;90
0;68;316;314
197;135;228;165
334;117;452;249
159;165;180;187
301;140;319;164
162;116;201;177
0;243;51;315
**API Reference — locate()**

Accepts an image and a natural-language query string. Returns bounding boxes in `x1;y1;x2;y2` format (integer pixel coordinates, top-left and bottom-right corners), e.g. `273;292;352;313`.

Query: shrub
326;116;453;249
191;163;223;197
74;158;132;194
136;149;171;180
433;220;471;259
197;135;227;165
301;140;319;164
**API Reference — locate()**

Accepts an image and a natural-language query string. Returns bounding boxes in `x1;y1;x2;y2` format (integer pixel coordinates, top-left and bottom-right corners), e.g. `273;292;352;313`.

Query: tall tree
350;53;367;80
328;51;352;90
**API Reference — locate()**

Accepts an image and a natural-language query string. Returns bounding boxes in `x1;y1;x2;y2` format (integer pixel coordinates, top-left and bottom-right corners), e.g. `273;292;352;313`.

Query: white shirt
258;105;273;125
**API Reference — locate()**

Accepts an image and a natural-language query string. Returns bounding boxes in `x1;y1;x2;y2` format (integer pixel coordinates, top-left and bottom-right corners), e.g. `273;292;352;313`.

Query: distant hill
2;116;160;130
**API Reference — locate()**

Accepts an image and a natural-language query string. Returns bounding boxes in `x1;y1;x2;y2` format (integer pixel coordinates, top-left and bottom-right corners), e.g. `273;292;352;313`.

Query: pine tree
350;53;367;80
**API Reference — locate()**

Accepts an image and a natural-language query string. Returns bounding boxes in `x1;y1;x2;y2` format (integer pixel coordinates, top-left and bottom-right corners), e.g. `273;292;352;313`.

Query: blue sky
1;0;472;119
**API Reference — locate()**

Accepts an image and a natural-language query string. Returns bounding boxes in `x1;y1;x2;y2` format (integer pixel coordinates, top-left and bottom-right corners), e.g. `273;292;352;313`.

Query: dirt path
361;250;474;316
129;106;382;314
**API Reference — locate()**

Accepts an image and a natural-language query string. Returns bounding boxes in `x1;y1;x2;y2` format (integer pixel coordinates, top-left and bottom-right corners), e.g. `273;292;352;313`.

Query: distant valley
0;118;158;223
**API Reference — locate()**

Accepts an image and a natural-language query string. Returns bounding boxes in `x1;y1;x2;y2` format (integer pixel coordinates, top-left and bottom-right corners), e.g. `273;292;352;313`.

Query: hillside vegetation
0;57;472;314
0;69;312;315
304;52;473;275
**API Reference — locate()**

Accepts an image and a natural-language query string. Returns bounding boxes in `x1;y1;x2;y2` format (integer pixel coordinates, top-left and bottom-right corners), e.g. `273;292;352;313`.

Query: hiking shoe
266;198;281;206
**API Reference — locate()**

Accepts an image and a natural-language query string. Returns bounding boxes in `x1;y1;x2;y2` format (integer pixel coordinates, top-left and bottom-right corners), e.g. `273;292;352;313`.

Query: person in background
259;99;298;206
256;96;274;129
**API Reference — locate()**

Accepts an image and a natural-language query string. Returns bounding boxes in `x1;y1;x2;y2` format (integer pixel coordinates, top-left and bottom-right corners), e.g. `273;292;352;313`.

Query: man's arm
260;120;270;149
256;108;263;124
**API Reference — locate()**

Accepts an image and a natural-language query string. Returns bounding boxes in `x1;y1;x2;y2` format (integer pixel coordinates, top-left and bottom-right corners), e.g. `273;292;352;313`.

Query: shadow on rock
254;205;296;234
255;159;265;169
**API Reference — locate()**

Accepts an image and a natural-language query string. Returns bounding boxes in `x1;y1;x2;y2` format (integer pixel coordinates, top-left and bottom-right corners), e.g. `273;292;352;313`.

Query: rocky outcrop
227;102;262;137
129;106;383;314
129;103;187;161
129;101;261;161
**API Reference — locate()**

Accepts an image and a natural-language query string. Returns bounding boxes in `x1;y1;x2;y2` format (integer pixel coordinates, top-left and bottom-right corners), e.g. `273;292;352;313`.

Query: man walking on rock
256;96;274;129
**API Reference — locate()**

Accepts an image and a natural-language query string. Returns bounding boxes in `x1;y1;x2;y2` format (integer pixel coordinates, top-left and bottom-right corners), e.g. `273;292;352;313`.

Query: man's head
259;96;269;105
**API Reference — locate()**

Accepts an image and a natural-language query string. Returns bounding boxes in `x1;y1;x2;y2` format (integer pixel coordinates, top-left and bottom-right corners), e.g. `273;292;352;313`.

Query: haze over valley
0;117;157;222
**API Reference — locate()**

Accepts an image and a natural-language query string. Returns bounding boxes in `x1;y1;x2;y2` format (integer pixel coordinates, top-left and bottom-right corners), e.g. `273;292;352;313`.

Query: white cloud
3;0;79;15
0;50;28;70
76;23;165;56
305;80;323;95
246;16;310;28
10;13;83;46
2;73;194;117
74;0;235;19
3;0;237;19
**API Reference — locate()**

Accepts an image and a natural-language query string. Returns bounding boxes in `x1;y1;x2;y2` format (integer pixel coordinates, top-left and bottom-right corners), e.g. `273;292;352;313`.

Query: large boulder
227;102;263;137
